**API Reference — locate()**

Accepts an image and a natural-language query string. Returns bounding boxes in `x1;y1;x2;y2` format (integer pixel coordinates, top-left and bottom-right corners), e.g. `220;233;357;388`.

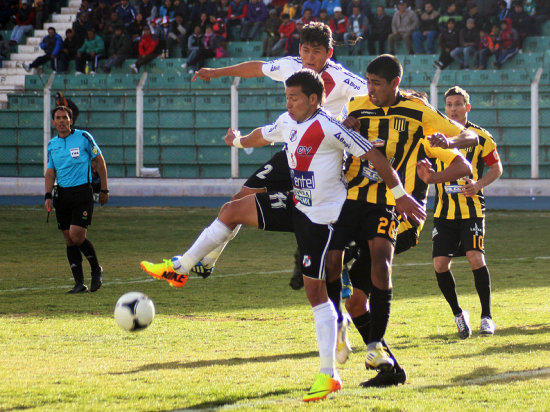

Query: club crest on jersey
302;255;312;267
92;146;98;155
289;129;298;142
372;138;385;147
393;117;407;132
70;147;80;159
288;152;297;168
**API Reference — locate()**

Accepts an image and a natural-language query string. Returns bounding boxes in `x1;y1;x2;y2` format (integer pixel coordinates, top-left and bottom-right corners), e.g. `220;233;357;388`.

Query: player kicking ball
141;69;426;401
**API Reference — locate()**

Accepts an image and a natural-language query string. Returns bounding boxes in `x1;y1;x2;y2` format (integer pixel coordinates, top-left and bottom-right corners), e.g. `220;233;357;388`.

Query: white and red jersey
261;108;373;224
261;57;369;116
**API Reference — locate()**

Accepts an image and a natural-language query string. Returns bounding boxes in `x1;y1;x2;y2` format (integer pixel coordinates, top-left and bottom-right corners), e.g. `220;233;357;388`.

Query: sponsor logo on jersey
343;78;361;90
393;117;407;132
360;110;378;116
294;188;312;206
302;255;312;267
268;123;278;133
92;147;98;155
372;138;385;147
289;129;297;142
296;146;313;156
270;64;280;72
432;227;438;239
70;148;80;159
444;185;463;194
470;223;484;236
292;169;315;189
334;132;351;149
361;166;382;182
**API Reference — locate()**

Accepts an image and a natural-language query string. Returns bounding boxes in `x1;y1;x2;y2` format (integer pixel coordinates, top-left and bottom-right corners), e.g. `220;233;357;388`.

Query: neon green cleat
140;259;188;288
365;342;395;371
302;373;341;402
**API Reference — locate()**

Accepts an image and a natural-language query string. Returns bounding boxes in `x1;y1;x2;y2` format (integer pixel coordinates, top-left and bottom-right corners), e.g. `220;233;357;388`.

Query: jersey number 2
256;164;273;180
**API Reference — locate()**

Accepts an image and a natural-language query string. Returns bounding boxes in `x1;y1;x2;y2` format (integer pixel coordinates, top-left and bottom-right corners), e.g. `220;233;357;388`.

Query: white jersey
261;57;369;116
261;108;373;224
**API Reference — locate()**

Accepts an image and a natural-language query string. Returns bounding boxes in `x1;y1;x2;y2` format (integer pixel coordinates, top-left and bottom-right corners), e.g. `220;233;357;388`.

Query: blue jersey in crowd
47;129;102;188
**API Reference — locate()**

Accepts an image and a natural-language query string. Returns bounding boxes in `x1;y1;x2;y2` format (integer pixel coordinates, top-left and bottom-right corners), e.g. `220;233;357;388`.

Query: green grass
0;206;549;411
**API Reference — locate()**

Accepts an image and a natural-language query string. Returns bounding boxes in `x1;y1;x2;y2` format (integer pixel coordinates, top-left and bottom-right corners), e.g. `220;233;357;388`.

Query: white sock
175;219;232;273
202;224;241;267
312;301;338;377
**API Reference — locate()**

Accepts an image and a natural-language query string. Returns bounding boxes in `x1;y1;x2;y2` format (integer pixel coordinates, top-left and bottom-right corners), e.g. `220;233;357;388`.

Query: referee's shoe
90;267;103;292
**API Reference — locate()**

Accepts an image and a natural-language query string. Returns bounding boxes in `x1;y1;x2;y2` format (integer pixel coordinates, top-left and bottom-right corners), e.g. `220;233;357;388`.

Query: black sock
368;286;392;344
351;311;371;346
79;239;101;273
327;278;343;324
473;266;492;318
67;245;84;284
436;270;462;316
381;338;401;370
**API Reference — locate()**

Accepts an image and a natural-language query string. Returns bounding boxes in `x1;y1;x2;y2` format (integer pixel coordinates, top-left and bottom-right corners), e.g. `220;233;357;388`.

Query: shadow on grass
165;389;294;411
109;350;318;375
427;324;550;342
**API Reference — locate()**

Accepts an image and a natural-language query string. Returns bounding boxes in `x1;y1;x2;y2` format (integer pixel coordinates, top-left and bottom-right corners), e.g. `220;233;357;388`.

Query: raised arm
427;128;479;149
192;61;266;82
416;155;472;185
224;127;272;148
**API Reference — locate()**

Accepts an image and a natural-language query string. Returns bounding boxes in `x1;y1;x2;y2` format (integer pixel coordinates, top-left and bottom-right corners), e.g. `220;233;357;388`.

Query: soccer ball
114;292;155;331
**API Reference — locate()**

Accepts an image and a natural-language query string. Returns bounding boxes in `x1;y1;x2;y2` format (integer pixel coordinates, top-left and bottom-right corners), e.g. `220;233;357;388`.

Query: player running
432;86;502;338
141;69;426;401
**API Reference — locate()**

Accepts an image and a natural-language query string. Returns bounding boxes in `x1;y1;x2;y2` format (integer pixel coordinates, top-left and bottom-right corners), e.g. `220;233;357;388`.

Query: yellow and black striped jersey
344;90;466;206
433;121;500;219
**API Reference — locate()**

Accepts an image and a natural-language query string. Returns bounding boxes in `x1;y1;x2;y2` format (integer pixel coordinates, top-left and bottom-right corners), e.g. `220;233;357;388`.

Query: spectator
368;5;392;54
496;0;511;22
344;5;368;55
137;0;158;22
346;0;373;22
474;0;499;25
474;24;499;69
23;26;62;72
211;14;227;39
533;0;550;35
190;0;215;27
116;0;136;28
270;12;295;55
55;92;80;123
412;1;439;54
181;25;201;71
155;15;171;52
185;25;223;73
0;33;9;65
92;0;112;35
197;11;209;33
34;0;49;30
329;6;347;42
72;11;93;48
463;2;484;31
270;0;286;15
226;0;247;39
302;0;321;17
433;17;458;69
284;19;302;56
297;8;316;25
159;0;175;19
168;13;188;56
240;0;268;40
172;0;189;23
321;0;341;16
57;28;79;73
317;8;331;26
9;0;35;45
388;0;418;55
0;0;15;30
493;17;518;68
77;0;93;18
262;8;281;57
76;27;105;74
216;0;230;19
128;12;147;42
450;17;477;69
130;25;159;73
280;1;299;20
101;25;133;73
438;1;463;31
510;0;534;52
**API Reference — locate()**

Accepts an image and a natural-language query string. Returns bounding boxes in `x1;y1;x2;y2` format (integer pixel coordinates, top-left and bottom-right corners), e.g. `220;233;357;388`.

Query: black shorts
244;150;292;192
55;183;94;230
346;241;373;295
331;199;399;251
255;191;294;232
395;220;422;255
432;217;485;258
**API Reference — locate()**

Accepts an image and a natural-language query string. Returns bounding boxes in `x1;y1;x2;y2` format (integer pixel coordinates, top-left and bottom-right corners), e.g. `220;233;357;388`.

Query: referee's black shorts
244;150;292;192
54;183;94;230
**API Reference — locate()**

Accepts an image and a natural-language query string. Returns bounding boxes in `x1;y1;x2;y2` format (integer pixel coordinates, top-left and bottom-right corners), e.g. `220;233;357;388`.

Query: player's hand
427;132;450;148
99;192;109;205
395;194;426;225
224;128;238;146
45;198;52;212
416;158;435;184
192;68;217;82
342;115;360;131
461;177;480;197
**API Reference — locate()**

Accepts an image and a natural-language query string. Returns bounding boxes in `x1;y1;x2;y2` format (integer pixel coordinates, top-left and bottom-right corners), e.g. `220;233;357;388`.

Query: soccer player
45;106;109;293
141;69;426;401
326;54;478;374
432;86;503;338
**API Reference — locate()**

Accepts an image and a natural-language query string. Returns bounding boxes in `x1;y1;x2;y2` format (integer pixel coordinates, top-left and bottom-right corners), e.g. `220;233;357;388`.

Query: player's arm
359;149;427;224
427;128;478;149
462;151;503;197
417;155;472;184
192;61;265;82
44;168;56;212
224;127;271;148
94;153;109;205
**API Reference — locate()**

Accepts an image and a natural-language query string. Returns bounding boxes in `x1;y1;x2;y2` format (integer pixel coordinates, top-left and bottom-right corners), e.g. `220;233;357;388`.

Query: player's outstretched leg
191;225;241;278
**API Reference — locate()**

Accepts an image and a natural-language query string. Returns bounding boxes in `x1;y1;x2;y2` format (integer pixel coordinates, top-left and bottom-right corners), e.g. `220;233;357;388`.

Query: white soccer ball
114;292;155;331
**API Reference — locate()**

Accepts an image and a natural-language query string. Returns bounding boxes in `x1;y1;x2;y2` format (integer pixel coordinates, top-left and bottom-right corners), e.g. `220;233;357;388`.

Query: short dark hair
52;106;73;121
366;54;403;83
285;69;325;104
300;22;334;51
48;26;56;32
445;86;470;105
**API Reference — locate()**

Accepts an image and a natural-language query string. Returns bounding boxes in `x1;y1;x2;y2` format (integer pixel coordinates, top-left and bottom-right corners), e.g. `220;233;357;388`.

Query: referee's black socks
79;238;101;273
473;266;492;318
67;245;84;284
436;270;462;316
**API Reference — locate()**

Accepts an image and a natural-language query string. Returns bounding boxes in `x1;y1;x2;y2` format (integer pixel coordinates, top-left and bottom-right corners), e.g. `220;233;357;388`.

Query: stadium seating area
1;8;550;179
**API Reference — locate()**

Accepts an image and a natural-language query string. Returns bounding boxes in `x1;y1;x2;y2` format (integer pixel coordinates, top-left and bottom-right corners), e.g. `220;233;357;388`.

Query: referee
45;106;109;293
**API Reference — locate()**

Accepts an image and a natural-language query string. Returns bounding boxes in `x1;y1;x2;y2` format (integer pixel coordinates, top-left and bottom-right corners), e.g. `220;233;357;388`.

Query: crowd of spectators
1;0;550;74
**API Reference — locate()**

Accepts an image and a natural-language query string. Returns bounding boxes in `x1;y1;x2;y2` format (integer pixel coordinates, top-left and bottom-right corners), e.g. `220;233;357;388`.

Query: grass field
0;205;549;411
